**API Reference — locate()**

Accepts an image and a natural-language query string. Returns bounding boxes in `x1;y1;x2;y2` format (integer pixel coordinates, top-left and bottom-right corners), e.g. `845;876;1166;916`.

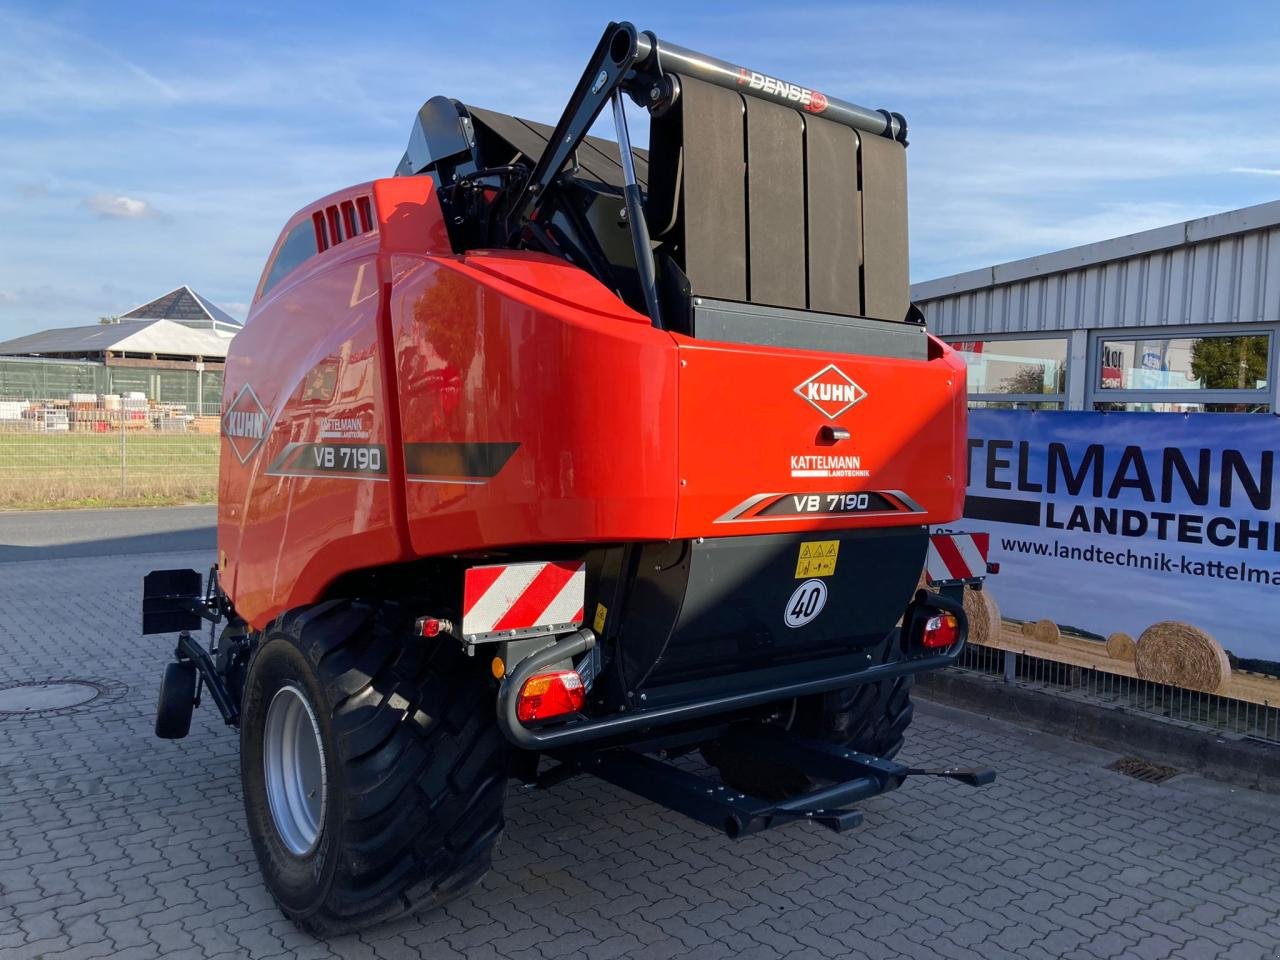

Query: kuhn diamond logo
794;364;866;420
222;384;269;464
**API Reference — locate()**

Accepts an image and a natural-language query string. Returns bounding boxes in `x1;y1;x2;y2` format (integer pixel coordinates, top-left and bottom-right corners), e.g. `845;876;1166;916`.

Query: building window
1099;334;1269;391
1094;332;1271;413
947;336;1068;408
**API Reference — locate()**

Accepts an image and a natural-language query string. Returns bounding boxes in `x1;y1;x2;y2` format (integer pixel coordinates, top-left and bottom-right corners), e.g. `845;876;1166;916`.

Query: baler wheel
239;599;506;935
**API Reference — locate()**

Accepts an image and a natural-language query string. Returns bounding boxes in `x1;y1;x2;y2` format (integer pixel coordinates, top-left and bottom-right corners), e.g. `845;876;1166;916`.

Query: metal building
912;199;1280;414
0;286;239;404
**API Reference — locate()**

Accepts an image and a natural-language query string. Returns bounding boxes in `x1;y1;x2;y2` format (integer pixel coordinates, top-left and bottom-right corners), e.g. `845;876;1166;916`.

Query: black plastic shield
142;569;203;635
616;528;928;695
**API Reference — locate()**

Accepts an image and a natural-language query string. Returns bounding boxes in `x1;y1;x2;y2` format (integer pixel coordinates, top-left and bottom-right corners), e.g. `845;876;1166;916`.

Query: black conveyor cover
647;75;909;323
466;105;648;190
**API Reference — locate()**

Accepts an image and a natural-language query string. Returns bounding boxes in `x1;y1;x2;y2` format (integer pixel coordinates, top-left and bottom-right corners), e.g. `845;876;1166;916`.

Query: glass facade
947;336;1070;411
952;337;1068;396
946;329;1275;413
0;358;223;405
1098;335;1269;392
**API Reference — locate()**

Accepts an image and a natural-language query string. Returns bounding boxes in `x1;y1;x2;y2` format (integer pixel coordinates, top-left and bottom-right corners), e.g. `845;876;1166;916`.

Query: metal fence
0;396;219;506
955;643;1280;744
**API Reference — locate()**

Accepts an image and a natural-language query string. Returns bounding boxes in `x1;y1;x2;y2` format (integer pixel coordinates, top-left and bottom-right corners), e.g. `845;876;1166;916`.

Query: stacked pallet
69;393;111;432
122;393;149;430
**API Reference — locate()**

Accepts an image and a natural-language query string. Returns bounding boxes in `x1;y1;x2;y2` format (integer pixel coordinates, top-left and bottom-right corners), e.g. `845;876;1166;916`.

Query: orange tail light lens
516;670;585;723
922;612;960;649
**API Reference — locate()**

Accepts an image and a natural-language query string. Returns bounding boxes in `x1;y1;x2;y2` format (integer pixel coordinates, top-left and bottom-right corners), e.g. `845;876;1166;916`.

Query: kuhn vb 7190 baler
144;21;994;935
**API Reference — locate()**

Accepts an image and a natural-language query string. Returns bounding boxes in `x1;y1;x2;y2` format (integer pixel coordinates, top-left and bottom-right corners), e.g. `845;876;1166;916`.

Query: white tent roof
0;317;235;360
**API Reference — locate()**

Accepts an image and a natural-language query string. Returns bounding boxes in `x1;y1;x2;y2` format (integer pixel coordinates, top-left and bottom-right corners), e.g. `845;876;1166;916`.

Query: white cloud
1231;166;1280;177
83;193;155;219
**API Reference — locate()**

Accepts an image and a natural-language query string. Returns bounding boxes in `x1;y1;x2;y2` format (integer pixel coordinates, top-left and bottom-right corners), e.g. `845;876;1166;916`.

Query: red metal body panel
220;176;969;629
219;178;448;627
390;251;680;557
672;336;967;536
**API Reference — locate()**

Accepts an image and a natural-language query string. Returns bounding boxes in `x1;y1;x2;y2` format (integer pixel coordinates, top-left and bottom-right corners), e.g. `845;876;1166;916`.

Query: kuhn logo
737;68;828;113
795;365;867;419
222;384;269;464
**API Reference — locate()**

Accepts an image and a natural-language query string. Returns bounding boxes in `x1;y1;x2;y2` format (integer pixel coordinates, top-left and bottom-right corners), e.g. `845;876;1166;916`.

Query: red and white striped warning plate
925;533;990;584
462;560;586;638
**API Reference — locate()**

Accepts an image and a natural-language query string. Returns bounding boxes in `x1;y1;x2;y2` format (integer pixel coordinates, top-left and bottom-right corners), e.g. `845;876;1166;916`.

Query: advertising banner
957;411;1280;696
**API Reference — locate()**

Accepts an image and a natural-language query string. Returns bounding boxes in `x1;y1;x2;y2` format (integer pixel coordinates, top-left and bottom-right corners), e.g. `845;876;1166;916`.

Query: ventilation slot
312;211;329;252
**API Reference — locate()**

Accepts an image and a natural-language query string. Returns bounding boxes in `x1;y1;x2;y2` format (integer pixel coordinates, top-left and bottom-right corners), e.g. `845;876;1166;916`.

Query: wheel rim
263;684;327;856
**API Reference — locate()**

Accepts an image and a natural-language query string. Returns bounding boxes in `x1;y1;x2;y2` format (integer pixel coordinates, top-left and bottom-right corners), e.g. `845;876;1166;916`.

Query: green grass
0;430;219;508
0;491;217;511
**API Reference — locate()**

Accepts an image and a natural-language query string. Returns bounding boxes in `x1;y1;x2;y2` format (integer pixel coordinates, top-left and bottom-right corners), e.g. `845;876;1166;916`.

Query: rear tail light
414;616;453;638
516;670;585;723
922;612;960;649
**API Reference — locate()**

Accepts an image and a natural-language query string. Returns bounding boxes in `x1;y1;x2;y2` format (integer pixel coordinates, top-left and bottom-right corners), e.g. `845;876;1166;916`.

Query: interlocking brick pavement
1;550;1278;959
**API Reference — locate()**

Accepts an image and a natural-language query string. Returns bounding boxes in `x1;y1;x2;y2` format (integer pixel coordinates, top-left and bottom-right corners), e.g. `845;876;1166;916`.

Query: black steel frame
505;20;910;327
143;567;240;727
502;588;992;839
539;725;992;839
495;589;969;750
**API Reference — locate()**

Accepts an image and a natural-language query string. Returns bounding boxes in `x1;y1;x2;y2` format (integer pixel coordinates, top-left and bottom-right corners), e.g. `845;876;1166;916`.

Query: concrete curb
917;668;1280;794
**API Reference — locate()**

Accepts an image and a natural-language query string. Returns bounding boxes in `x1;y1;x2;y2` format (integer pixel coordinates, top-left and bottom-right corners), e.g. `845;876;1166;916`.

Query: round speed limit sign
784;579;828;628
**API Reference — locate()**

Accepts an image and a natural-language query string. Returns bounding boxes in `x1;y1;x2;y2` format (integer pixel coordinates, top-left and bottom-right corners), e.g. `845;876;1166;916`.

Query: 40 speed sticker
784;579;828;628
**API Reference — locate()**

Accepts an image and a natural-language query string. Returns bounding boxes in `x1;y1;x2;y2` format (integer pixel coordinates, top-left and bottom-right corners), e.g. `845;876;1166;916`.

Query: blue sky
1;1;1278;338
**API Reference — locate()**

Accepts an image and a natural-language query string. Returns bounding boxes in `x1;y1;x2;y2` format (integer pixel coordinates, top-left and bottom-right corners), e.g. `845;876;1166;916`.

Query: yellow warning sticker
796;540;839;578
593;602;608;633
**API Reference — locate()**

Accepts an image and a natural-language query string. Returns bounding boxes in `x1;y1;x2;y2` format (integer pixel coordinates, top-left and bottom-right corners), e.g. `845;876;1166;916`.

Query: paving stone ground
2;549;1278;960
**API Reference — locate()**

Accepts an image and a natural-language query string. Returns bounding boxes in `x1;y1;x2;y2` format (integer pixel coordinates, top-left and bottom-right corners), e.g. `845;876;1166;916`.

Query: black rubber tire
702;637;914;800
155;661;197;739
239;599;506;935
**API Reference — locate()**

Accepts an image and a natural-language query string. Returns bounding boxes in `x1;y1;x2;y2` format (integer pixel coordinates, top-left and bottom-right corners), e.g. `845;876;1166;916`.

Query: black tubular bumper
496;590;968;750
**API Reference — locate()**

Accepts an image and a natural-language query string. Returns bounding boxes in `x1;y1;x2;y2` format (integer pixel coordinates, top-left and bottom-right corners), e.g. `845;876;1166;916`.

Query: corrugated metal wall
918;223;1280;337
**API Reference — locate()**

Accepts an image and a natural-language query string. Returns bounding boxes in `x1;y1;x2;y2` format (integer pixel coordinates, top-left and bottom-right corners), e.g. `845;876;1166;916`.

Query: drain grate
1106;756;1180;784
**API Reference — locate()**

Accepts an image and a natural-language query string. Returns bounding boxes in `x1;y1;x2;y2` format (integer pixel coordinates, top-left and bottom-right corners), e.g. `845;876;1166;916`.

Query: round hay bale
1135;621;1231;693
962;586;999;646
1105;631;1136;662
1019;621;1035;638
1031;619;1060;645
985;590;1002;639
